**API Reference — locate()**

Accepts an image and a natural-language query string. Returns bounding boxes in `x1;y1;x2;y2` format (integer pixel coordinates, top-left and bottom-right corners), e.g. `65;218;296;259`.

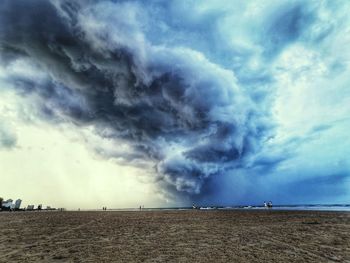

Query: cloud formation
0;122;17;149
1;0;349;204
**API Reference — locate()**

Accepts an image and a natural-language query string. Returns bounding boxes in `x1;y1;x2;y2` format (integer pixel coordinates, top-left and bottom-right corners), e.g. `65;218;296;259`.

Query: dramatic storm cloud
1;0;349;205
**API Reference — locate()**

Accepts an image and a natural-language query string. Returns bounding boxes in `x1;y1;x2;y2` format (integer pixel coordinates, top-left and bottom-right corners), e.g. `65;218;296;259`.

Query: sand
0;210;349;262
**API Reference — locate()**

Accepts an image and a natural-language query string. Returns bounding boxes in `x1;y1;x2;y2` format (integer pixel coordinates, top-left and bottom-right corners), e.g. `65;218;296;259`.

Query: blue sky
0;0;349;207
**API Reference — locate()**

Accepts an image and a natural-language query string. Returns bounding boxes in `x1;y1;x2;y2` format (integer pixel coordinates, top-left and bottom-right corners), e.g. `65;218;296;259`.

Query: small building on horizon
2;199;13;208
14;199;22;209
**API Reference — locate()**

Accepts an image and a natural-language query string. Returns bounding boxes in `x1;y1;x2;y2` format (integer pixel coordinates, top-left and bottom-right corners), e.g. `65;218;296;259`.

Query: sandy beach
0;210;349;262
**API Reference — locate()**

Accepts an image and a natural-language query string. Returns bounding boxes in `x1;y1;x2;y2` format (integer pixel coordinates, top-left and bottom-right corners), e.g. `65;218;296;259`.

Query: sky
0;0;350;209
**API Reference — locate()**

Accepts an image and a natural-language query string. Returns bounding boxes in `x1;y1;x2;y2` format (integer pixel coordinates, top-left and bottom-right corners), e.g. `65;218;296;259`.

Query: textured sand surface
0;210;349;262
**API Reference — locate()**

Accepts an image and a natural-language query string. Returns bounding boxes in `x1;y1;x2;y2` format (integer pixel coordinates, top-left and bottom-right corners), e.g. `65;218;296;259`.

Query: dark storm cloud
0;0;273;196
2;0;348;204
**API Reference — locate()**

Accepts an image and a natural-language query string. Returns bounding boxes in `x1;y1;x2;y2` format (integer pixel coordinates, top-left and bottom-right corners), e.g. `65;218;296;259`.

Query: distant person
267;201;273;208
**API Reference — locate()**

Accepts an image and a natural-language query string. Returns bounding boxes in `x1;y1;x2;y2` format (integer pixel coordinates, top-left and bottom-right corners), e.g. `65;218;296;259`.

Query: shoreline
3;205;350;212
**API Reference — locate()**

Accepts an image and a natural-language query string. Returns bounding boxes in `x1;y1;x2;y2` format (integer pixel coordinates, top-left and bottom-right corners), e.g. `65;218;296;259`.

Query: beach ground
0;210;349;262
